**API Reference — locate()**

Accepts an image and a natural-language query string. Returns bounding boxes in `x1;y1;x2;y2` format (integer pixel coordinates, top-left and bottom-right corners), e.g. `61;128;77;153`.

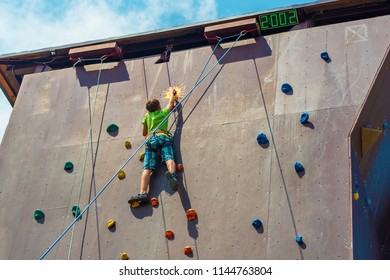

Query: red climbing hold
186;209;197;221
184;246;192;255
151;197;159;207
177;164;183;171
165;230;174;239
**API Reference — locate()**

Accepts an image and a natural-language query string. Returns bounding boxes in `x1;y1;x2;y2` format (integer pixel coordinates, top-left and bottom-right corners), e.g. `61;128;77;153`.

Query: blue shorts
143;134;175;170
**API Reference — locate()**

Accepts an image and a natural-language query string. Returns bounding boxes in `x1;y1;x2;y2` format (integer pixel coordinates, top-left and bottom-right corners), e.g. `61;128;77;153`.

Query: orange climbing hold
184;246;192;255
165;230;174;239
177;164;183;171
151;197;159;207
186;209;197;221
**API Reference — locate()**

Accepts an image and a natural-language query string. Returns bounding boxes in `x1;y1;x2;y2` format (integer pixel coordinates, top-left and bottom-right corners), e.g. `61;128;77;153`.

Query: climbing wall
0;15;389;260
350;44;390;259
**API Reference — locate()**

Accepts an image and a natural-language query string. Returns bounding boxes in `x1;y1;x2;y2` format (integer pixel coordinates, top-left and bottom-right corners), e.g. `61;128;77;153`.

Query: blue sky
0;0;316;144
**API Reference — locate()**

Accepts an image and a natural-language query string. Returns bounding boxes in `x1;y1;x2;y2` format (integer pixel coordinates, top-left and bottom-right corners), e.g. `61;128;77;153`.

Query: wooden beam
204;18;260;42
0;65;18;106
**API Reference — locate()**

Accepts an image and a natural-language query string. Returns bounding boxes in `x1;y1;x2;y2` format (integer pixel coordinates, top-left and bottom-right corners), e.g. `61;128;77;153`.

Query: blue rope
39;31;245;260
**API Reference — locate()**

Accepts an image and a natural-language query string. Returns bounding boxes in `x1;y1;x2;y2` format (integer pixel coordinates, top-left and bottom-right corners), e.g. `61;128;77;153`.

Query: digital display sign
259;9;299;31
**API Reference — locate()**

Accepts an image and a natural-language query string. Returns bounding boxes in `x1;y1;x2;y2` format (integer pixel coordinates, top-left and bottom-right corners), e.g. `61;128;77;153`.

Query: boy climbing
128;87;178;204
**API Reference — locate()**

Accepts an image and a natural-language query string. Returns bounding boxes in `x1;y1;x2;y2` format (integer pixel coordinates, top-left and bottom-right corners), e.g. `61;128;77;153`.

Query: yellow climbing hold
125;140;132;149
353;192;359;201
131;201;140;208
108;219;116;229
139;153;145;162
121;252;129;260
118;170;126;180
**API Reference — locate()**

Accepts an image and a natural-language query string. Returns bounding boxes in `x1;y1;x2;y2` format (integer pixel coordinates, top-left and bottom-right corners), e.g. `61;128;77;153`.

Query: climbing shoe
165;171;178;192
128;192;149;204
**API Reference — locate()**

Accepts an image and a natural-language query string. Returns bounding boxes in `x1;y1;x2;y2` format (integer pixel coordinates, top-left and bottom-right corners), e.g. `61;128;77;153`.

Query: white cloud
0;0;218;144
0;0;218;54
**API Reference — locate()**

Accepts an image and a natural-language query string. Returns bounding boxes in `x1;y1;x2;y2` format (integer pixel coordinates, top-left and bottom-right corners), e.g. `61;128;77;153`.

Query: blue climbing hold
281;83;293;94
294;162;305;173
257;133;269;145
364;197;372;206
321;52;331;62
252;218;262;229
72;205;81;220
295;235;303;244
300;112;309;124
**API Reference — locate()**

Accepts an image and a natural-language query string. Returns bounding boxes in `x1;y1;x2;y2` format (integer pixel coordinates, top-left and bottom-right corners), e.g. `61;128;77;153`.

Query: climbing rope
67;56;107;259
39;30;248;260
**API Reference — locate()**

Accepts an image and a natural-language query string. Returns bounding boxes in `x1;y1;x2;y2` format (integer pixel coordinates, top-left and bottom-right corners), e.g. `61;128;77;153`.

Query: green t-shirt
142;108;170;134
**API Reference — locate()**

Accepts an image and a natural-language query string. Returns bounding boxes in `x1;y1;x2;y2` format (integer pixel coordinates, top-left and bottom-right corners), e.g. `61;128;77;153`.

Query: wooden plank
204;18;260;41
68;42;123;60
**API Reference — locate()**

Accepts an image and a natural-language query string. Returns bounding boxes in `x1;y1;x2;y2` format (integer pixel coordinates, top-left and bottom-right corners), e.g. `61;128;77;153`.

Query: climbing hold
107;219;116;229
300;112;309;124
72;205;81;219
294;162;305;173
64;161;74;172
106;123;119;133
252;218;262;229
281;83;293;94
365;197;372;206
186;209;197;221
121;252;129;260
34;209;45;221
125;140;132;149
256;133;269;145
165;230;174;239
353;192;359;201
139;153;145;162
295;235;303;244
184;246;193;255
118;170;126;180
131;201;140;208
150;197;159;207
321;52;331;62
177;164;184;171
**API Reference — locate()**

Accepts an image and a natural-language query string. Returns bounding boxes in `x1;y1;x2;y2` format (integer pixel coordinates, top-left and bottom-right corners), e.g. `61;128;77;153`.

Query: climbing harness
39;29;249;260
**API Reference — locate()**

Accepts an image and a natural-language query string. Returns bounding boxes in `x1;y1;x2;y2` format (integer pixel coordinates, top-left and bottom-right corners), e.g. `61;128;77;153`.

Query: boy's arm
142;124;148;137
166;87;176;111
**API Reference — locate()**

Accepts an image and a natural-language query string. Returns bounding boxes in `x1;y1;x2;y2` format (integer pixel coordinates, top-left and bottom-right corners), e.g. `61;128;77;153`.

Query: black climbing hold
300;112;309;124
106;124;119;133
281;83;293;94
64;162;74;172
321;52;331;63
34;209;45;221
252;218;262;229
72;205;81;219
256;133;269;145
295;235;303;244
294;162;305;173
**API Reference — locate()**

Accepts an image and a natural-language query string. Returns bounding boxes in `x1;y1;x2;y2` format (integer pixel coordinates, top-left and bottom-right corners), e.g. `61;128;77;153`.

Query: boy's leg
140;169;152;194
166;159;176;174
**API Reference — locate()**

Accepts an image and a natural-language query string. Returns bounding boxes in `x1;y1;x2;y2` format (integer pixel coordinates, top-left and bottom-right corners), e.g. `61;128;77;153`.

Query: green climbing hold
72;205;81;219
64;162;74;171
107;124;119;133
34;209;45;221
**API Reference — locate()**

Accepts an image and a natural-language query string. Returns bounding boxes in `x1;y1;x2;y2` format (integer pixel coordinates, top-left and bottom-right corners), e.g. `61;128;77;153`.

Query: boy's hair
145;99;160;112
